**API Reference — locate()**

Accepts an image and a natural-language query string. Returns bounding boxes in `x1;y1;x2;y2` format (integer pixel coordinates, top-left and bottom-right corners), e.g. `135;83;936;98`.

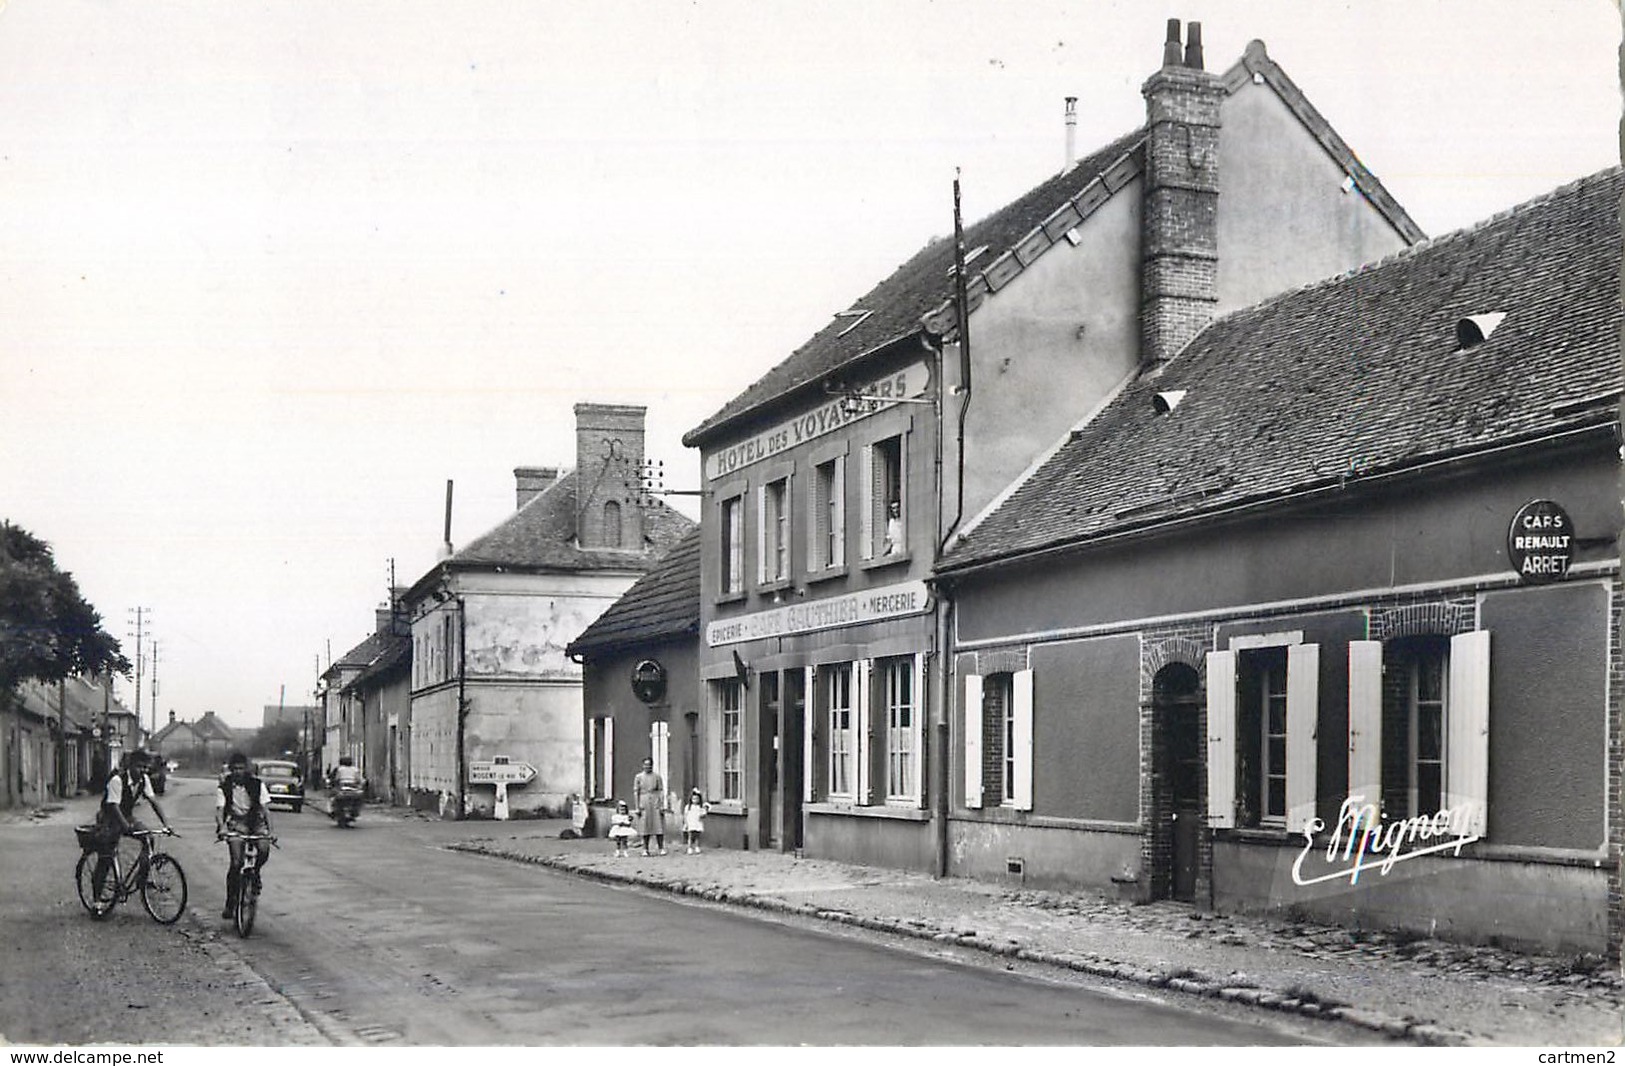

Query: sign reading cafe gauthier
706;580;932;647
704;361;932;482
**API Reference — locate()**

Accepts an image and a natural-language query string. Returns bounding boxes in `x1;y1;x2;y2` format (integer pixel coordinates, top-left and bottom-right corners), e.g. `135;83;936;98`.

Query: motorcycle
330;782;364;828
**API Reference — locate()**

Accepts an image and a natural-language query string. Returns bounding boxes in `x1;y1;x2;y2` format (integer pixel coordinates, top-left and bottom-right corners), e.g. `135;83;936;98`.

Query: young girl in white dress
681;789;710;854
607;800;638;857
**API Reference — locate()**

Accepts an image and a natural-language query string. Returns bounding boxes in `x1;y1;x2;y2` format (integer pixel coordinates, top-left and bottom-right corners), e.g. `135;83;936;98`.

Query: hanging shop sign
706;580;932;647
704;360;932;481
631;659;667;704
1507;499;1573;583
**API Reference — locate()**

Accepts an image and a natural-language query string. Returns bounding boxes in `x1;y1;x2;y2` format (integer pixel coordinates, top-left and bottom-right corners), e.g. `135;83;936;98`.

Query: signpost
469;757;536;821
1507;499;1574;583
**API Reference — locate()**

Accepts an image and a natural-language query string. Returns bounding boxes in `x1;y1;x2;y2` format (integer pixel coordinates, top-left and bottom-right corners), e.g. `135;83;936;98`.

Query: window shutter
705;691;722;803
1011;668;1034;811
1447;630;1491;837
912;653;926;807
1205;651;1236;828
652;721;669;805
858;444;874;560
586;719;597;798
1347;641;1383;810
603;716;615;802
964;673;984;808
803;666;816;803
1285;643;1320;833
808;469;823;571
755;484;767;585
855;660;872;804
831;456;846;566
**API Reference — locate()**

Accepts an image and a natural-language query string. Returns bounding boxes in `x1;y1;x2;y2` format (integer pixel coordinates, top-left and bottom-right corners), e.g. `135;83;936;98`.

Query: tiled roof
347;633;411;691
943;168;1623;571
567;526;701;657
327;630;392;678
448;470;695;572
682;41;1424;449
683;128;1149;447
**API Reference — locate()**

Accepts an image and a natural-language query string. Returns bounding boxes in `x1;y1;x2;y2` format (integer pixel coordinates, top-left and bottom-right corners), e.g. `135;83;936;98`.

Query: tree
0;521;130;690
249;722;300;758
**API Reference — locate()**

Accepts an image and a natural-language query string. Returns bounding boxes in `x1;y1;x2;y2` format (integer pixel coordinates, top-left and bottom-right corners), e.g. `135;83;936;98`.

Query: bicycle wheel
140;853;188;924
234;873;257;937
75;852;114;918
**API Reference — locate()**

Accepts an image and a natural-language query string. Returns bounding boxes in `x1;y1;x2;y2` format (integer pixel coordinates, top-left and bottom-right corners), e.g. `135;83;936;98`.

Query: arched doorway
1152;663;1202;902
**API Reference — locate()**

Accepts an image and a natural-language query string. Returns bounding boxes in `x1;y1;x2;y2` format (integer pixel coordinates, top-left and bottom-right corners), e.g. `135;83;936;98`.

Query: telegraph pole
149;640;160;737
126;607;150;744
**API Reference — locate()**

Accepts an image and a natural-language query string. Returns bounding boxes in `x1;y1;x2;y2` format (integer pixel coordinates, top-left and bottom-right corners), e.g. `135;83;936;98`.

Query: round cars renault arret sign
631;659;667;704
1507;499;1574;583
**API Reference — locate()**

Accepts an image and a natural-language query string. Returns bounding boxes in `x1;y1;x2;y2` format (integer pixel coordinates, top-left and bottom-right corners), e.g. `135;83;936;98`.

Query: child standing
607;800;637;857
681;789;710;854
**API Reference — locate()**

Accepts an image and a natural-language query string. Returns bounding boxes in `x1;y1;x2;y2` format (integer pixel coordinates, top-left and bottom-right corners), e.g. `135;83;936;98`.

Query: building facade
405;403;694;819
939;169;1623;956
679;19;1422;868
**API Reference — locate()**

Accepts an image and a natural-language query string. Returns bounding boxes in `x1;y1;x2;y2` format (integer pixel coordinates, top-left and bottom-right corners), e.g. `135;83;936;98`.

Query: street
0;776;1349;1046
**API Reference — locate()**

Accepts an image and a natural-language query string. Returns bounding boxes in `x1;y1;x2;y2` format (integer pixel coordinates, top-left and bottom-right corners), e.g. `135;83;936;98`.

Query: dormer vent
1456;312;1507;349
1153;389;1188;414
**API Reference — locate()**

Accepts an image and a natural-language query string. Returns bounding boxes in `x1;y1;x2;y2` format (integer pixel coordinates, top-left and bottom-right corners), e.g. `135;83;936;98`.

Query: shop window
720;494;744;596
881;655;921;803
716;680;742;802
962;669;1032;810
858;435;905;560
811;457;846;571
757;477;790;584
825;663;855;799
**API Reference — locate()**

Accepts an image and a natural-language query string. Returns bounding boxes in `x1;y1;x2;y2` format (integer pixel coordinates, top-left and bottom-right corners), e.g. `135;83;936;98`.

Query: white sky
0;0;1617;731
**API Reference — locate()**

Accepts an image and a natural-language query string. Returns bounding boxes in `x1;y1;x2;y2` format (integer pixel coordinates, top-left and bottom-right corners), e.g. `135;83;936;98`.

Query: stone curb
447;841;1473;1046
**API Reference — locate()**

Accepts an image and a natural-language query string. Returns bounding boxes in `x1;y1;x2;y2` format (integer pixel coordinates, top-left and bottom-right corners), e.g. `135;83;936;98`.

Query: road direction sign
469;758;537;785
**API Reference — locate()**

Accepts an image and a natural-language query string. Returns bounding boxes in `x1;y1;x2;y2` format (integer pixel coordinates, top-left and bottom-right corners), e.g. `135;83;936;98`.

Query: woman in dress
633;756;667;856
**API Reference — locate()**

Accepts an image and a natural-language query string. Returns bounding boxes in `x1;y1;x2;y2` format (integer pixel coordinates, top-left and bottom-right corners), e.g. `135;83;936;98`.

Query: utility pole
149;640;160;738
126;607;150;744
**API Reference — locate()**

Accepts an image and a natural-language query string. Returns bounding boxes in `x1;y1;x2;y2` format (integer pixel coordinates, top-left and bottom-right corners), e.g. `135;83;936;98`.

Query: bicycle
220;831;277;937
74;826;188;924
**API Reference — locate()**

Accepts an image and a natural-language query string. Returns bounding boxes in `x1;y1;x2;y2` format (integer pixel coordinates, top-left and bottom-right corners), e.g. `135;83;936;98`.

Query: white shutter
857;444;874;560
912;653;926;806
855;660;872;804
832;456;846;566
1347;641;1383;810
964;673;984;808
651;721;669;805
1205;651;1236;828
1447;630;1491;837
586;718;598;798
705;688;722;803
755;484;767;585
1286;643;1320;833
803;666;816;802
1011;668;1034;811
806;468;820;571
603;716;615;802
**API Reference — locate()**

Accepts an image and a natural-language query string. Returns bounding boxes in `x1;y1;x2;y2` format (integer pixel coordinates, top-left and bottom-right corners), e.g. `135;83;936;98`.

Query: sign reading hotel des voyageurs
1507;499;1573;583
706;580;932;647
704;361;932;482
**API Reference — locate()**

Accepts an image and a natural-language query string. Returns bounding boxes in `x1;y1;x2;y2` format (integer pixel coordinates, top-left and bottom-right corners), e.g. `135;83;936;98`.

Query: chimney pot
514;466;562;508
1162;18;1183;67
1183;21;1205;70
1063;96;1078;171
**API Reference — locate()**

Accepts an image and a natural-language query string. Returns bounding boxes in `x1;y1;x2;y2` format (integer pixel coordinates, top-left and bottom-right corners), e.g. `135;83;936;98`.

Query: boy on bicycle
93;749;171;906
215;751;274;920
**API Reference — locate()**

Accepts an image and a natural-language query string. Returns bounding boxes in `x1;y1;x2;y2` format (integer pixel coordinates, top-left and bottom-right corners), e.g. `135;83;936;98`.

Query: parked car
254;759;305;813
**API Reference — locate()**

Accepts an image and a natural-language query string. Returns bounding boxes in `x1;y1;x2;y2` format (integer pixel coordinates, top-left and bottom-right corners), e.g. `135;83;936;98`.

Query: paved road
2;777;1344;1045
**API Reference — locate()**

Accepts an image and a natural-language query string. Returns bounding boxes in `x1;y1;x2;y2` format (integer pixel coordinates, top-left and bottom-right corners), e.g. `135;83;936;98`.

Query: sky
0;0;1618;732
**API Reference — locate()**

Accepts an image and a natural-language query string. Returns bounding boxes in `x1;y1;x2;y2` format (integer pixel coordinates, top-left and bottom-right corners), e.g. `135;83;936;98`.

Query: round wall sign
1507;499;1574;583
631;659;667;704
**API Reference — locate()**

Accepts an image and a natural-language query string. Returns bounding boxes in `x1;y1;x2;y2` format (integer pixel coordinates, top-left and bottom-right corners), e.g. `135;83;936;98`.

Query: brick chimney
574;403;646;549
1140;18;1222;367
514;466;561;508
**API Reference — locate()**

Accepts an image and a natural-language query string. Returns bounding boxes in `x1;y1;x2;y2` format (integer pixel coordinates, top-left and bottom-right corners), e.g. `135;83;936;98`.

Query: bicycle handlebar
130;827;177;838
218;832;278;846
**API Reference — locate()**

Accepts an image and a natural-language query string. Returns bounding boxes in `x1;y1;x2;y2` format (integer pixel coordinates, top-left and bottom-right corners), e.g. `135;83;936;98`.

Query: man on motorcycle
330;755;363;824
215;751;274;920
92;749;171;906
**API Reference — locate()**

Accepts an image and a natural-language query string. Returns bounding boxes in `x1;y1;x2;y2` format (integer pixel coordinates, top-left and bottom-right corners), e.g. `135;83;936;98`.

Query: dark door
781;669;805;851
759;672;780;849
1154;664;1203;902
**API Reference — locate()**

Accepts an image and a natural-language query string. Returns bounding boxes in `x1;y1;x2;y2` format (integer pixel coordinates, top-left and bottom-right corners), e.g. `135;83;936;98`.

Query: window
758;477;790;584
811;457;846;570
1205;642;1319;832
881;656;920;802
1406;642;1446;817
603;501;623;548
858;435;905;560
826;663;855;799
718;680;742;801
720;495;744;595
962;669;1032;810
